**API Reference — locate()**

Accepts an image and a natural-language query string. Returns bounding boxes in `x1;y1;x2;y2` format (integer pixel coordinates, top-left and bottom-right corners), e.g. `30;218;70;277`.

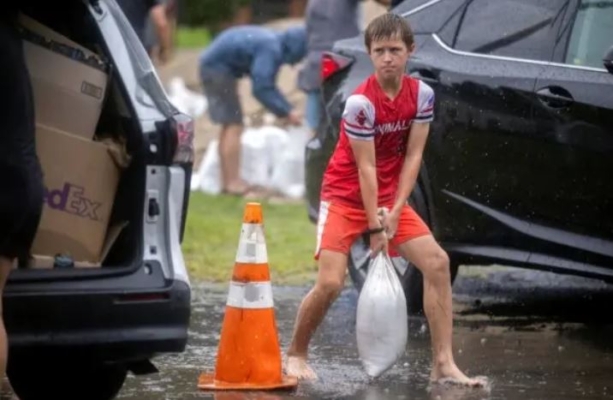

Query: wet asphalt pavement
117;266;613;400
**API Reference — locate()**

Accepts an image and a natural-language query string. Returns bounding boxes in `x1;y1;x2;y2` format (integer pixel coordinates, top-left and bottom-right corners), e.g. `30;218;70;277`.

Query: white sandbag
167;77;208;118
261;125;291;166
239;127;269;188
241;126;289;188
269;123;310;198
192;125;290;194
190;139;222;194
356;251;408;378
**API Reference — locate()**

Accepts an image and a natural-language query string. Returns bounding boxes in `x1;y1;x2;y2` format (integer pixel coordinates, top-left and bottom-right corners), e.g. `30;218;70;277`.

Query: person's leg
218;122;248;194
286;250;347;379
286;202;363;380
0;176;43;383
0;14;43;381
200;67;249;194
0;166;43;389
0;258;12;379
392;207;486;387
305;89;321;137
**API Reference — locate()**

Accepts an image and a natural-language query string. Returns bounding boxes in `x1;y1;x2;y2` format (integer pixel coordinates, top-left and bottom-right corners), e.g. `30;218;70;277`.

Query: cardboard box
12;222;127;270
20;15;108;140
19;14;96;54
32;124;121;263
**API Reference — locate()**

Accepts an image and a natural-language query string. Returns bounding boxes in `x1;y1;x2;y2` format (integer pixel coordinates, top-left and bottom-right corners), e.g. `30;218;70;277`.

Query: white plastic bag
167;77;208;119
269;123;310;198
356;251;408;378
242;125;291;188
190;139;222;194
239;126;271;188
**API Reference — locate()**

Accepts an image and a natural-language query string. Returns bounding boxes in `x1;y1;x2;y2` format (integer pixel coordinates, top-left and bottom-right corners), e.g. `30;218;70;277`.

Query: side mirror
604;46;613;74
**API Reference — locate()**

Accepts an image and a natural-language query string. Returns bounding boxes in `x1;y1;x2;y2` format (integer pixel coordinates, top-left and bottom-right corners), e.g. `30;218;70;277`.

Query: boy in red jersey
285;13;486;387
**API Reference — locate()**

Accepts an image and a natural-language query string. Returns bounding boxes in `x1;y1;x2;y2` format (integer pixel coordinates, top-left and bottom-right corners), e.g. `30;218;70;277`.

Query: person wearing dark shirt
0;11;44;383
299;0;391;137
116;0;172;63
199;25;307;197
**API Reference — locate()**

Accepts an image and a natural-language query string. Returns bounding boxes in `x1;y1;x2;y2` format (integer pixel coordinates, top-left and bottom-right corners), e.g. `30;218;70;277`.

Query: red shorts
315;201;431;259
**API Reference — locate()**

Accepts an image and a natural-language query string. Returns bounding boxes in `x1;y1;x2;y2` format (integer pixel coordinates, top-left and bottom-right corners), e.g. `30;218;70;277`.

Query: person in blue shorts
199;25;306;196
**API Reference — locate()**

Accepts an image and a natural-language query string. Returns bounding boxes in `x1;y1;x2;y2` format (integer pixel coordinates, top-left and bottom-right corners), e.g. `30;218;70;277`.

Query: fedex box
20;14;108;140
32;125;120;263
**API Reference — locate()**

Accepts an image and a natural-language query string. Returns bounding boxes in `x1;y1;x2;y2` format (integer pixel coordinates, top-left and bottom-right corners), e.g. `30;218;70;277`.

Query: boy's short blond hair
365;13;415;51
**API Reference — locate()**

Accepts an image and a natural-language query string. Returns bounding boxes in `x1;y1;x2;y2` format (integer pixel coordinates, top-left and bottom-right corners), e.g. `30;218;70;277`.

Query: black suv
305;0;613;314
4;1;193;399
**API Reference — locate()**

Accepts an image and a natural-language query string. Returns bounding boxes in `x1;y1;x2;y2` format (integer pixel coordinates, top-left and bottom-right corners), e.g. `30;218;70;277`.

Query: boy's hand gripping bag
356;251;408;378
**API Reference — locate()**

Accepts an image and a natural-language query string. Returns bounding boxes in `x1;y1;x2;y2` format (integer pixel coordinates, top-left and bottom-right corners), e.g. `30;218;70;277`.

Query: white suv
4;1;193;399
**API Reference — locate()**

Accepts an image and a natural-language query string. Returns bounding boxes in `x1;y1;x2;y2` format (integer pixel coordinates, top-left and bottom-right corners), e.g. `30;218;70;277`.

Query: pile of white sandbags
190;117;311;199
167;77;208;119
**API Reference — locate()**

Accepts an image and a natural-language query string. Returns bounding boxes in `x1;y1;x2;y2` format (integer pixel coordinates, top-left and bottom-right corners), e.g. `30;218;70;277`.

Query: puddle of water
117;279;613;400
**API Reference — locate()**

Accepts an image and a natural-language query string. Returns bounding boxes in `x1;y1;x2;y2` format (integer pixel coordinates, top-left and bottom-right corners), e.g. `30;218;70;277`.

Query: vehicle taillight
321;52;354;81
171;113;195;164
321;54;340;81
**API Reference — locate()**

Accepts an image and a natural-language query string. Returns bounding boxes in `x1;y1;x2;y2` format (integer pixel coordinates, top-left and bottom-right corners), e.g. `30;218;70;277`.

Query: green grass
175;27;212;49
182;193;318;285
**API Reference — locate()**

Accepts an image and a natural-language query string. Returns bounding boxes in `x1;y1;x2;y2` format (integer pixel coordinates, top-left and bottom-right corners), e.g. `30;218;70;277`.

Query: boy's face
368;35;414;81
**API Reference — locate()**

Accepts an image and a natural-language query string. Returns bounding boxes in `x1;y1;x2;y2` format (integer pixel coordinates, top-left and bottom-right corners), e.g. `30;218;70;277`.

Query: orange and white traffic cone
198;202;298;391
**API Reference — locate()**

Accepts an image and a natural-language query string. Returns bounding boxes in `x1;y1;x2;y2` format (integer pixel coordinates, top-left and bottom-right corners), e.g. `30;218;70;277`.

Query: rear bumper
3;263;191;362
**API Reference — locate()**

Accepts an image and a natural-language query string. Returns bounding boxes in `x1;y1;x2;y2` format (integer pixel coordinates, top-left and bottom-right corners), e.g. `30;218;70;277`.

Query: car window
437;2;467;46
103;0;176;120
398;0;466;34
565;0;613;69
394;0;437;14
451;0;568;61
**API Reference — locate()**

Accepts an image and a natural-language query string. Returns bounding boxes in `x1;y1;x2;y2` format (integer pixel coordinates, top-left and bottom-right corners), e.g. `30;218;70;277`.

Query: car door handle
536;86;574;108
410;69;439;84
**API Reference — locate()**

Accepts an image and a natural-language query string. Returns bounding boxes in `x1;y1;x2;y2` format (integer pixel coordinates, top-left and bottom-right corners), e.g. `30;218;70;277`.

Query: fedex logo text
43;183;102;221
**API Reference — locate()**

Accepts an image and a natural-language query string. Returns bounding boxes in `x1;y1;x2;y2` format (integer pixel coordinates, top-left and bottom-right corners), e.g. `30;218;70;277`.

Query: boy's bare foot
430;362;488;388
285;356;318;381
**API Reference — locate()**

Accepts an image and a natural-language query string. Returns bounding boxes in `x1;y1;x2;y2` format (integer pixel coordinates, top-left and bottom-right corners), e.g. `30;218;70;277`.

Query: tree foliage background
178;0;252;30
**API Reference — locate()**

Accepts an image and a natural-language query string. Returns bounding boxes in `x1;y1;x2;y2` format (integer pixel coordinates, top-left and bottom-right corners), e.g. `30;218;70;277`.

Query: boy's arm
344;95;380;229
250;50;294;118
391;83;434;216
351;140;380;229
391;123;430;216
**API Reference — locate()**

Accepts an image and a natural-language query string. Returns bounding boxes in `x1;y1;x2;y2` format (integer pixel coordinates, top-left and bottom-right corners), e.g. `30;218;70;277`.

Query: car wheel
8;355;127;400
347;183;459;315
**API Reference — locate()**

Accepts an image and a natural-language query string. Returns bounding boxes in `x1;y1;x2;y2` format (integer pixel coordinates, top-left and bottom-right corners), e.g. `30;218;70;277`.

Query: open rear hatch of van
8;1;174;282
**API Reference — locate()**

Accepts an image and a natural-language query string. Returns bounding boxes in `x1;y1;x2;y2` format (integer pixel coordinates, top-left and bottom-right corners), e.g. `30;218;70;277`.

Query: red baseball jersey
320;74;434;209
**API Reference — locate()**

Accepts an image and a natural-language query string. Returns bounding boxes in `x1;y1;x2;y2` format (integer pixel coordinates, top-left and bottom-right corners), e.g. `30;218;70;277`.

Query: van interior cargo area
12;3;147;276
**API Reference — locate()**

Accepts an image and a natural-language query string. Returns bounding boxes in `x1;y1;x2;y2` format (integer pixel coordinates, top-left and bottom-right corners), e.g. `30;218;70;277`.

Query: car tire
7;355;128;400
347;182;459;315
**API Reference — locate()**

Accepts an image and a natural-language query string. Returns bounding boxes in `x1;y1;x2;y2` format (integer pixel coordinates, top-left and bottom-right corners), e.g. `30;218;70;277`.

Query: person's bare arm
150;4;172;63
383;83;434;238
342;94;380;229
349;139;380;230
391;122;430;216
